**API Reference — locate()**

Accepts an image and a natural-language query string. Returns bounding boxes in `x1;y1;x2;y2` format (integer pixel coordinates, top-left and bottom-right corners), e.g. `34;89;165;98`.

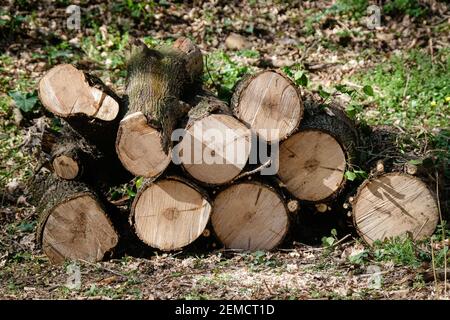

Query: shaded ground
0;0;449;299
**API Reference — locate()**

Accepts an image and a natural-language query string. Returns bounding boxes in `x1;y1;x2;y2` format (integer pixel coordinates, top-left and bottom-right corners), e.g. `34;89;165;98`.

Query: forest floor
0;0;449;299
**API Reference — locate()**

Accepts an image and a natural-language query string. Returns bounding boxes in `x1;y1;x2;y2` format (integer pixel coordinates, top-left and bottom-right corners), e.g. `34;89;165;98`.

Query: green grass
344;233;449;268
354;49;449;130
343;48;450;170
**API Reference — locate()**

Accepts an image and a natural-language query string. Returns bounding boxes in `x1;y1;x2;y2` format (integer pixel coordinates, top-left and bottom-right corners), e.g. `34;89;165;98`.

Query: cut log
116;112;172;178
352;173;439;246
30;173;119;264
130;177;211;250
211;182;289;250
231;70;303;142
53;155;79;180
116;38;203;178
41;125;130;187
38;64;123;150
39;64;120;121
176;94;252;185
278;96;358;202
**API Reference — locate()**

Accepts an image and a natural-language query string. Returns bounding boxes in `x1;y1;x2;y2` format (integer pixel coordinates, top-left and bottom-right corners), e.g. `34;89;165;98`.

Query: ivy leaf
345;171;357;181
318;85;331;99
294;70;308;87
282;66;294;78
362;85;374;96
9;91;38;113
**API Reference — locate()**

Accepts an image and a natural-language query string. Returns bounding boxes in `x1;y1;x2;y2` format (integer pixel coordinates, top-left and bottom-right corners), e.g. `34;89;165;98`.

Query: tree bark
116;37;203;178
41;124;130;188
29;172;119;264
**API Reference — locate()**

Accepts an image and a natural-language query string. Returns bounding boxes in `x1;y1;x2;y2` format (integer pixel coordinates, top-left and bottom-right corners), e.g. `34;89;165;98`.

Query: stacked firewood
31;37;440;264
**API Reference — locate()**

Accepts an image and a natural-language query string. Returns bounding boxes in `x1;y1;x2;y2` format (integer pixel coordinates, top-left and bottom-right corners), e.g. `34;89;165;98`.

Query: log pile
30;37;441;264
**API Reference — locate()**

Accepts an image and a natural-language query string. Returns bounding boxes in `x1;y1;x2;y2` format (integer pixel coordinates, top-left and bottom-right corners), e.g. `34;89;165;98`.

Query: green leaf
362;85;374;96
8;91;38;113
353;170;368;179
294;70;308;87
345;171;357;181
18;221;35;233
282;66;294;78
126;188;136;198
408;159;423;165
321;236;335;247
135;177;143;189
331;229;337;237
318;85;331;99
335;84;352;94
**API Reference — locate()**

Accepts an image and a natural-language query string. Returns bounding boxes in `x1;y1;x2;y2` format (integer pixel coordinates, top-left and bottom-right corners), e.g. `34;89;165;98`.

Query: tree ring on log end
232;70;303;142
116;112;171;178
211;182;289;251
179;114;252;185
53;155;79;180
278;129;346;202
133;179;211;250
41;193;118;264
353;173;439;246
39;64;119;121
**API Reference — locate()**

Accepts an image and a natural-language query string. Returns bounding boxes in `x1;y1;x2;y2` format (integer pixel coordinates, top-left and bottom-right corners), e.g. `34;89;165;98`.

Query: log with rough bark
41;124;130;187
116;38;203;178
231;70;304;142
352;173;439;246
38;64;123;149
130;176;212;251
211;181;289;250
175;93;252;185
30;173;119;264
277;95;358;202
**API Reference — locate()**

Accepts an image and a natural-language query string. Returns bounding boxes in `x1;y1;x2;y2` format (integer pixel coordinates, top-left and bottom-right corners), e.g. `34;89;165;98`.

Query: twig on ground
78;259;128;279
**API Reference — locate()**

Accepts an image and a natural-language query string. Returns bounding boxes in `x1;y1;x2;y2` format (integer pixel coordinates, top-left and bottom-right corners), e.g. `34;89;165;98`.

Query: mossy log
116;38;203;178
